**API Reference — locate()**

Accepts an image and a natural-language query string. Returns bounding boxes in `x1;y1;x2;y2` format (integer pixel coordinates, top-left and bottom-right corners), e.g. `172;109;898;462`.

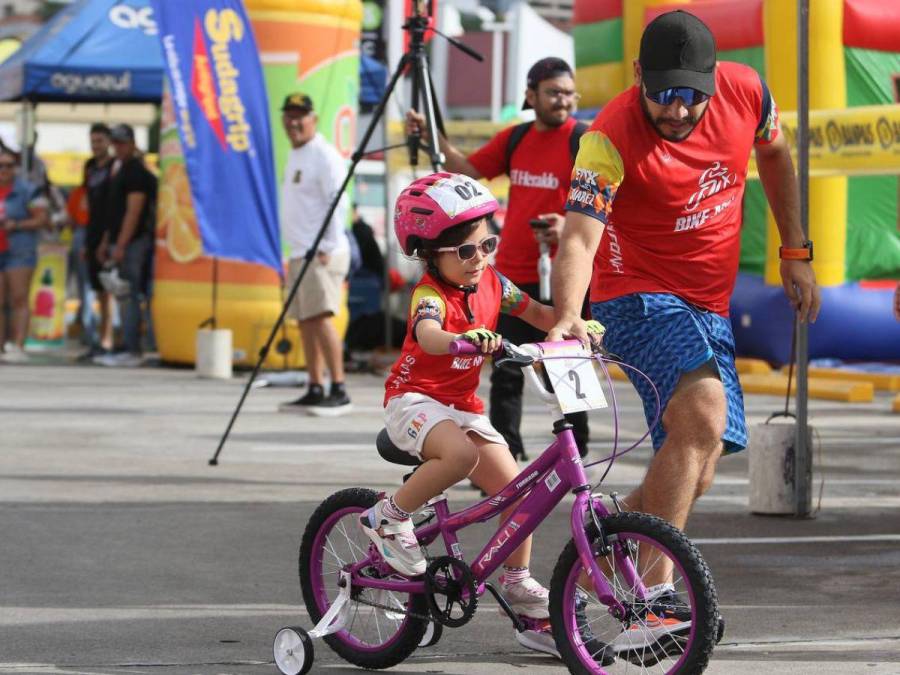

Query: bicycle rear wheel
299;488;428;669
549;512;718;674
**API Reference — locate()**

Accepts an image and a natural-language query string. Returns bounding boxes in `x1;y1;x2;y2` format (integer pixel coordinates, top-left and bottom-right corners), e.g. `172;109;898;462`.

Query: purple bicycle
274;340;719;674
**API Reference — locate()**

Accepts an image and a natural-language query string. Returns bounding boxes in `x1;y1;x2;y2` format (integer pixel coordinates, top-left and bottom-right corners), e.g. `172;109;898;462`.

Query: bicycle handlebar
448;337;661;475
448;338;590;358
448;339;482;356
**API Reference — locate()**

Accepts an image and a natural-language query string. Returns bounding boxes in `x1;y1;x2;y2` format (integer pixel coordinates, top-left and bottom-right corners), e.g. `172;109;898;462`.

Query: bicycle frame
350;404;647;617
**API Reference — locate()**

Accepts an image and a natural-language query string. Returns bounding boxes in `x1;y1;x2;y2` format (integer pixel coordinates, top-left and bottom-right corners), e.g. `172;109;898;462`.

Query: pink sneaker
359;499;426;577
501;576;550;619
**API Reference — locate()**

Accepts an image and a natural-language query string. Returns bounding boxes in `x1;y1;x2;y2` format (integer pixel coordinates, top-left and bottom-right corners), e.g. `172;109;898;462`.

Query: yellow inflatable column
763;0;846;286
622;0;692;86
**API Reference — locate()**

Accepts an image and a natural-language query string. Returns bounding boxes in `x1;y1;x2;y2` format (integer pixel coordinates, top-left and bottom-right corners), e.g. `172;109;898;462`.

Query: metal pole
795;0;812;517
21;99;35;176
383;0;405;351
490;27;503;123
211;257;218;330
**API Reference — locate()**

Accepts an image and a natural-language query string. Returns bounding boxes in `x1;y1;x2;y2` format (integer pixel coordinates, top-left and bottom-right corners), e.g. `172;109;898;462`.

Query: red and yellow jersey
566;61;779;316
384;266;531;413
469;117;578;285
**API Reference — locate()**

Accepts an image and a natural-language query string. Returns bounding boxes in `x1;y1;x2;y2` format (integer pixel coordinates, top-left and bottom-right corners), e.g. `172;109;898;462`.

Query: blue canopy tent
0;0;382;155
0;0;163;104
359;54;387;108
0;0;162;171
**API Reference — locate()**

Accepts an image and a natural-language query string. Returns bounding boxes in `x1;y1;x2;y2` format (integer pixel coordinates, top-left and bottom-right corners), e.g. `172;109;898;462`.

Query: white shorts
384;392;507;459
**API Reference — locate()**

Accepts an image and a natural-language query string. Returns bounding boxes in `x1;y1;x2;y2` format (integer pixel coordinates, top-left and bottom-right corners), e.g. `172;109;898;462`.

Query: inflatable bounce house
574;0;900;364
153;0;361;367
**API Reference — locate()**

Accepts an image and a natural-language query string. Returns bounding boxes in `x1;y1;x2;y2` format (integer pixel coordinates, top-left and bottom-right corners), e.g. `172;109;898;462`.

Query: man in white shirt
278;93;352;416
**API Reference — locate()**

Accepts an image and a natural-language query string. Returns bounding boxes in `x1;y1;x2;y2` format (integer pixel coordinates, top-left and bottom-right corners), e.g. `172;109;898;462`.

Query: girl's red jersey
384;266;530;413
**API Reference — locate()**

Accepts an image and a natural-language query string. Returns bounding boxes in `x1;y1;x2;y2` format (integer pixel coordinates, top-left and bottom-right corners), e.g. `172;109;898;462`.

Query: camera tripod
209;0;483;465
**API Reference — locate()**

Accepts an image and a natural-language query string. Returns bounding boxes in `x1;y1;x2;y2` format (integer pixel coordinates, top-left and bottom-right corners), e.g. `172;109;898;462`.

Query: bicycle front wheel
549;512;718;674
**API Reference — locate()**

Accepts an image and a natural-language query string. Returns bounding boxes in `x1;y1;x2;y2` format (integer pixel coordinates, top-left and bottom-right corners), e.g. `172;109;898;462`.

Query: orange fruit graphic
167;217;203;263
159;161;203;263
156;184;176;238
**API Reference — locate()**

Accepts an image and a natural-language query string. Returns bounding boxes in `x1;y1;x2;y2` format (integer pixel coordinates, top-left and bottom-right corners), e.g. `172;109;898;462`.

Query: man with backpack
406;57;591;461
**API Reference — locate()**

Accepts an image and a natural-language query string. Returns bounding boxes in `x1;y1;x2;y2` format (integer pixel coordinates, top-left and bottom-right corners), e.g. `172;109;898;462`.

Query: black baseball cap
109;123;135;143
521;57;574;110
281;92;314;113
639;10;717;96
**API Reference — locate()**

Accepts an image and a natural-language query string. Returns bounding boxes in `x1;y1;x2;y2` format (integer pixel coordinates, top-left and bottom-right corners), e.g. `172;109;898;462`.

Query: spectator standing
94;124;157;368
0;149;50;363
406;57;591;460
351;204;385;282
80;123;115;358
277;93;353;416
65;179;91;343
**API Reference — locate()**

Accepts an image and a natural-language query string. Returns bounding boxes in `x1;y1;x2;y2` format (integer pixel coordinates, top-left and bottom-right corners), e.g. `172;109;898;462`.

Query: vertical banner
151;0;281;274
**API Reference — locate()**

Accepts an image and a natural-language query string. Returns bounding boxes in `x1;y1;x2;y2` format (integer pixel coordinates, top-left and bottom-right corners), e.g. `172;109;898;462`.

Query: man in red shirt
407;57;592;461
550;11;820;538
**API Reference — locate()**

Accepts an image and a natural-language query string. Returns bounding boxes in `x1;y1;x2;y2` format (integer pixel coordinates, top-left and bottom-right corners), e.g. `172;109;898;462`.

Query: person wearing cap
550;8;820;601
94;123;157;368
406;57;594;468
277;93;353;416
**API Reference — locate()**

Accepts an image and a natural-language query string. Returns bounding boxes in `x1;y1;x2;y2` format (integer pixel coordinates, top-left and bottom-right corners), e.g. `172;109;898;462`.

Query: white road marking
694;534;900;545
252;443;376;452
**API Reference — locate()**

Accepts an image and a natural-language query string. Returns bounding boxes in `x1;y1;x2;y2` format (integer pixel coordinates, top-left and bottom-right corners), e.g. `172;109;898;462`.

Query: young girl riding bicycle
360;172;602;655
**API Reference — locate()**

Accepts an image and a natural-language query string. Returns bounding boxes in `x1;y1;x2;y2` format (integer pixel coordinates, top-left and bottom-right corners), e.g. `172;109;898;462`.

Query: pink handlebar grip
449;339;479;355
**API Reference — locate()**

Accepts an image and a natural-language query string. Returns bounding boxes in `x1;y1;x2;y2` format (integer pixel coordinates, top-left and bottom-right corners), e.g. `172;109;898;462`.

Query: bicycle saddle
376;428;422;467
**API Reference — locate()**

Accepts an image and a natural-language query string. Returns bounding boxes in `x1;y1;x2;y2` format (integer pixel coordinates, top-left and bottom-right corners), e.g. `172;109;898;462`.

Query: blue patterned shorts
591;293;747;455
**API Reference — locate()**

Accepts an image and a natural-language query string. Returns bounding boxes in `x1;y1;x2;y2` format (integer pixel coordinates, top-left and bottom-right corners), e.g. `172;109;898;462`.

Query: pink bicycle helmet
394;172;498;256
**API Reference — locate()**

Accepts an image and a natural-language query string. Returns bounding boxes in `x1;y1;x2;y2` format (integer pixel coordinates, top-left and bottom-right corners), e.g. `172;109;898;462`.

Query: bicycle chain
350;593;433;622
348;551;435;623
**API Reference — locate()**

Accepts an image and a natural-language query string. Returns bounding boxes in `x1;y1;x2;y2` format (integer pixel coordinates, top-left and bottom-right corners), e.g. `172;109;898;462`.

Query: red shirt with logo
384;266;531;413
469;117;578;284
565;62;779;316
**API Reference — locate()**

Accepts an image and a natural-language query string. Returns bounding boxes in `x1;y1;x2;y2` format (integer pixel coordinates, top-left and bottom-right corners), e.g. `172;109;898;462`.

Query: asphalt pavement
2;356;899;674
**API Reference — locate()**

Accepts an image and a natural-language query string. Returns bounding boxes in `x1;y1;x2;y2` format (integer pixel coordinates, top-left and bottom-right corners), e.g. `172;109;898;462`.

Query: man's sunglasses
0;162;16;169
645;87;710;107
435;234;499;261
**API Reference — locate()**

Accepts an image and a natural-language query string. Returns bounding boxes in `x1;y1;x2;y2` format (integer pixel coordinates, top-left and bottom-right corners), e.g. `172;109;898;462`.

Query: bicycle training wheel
298;487;429;669
549;512;718;674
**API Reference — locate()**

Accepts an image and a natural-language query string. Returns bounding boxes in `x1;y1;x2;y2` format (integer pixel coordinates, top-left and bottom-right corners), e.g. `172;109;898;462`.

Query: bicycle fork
571;490;648;621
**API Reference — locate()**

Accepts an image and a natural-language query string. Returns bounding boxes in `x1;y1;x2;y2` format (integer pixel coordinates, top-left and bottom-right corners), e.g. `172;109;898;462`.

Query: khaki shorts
384;392;507;459
287;249;350;321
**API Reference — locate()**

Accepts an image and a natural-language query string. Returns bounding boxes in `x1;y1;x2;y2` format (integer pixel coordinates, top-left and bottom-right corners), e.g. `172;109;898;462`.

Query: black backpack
503;120;588;175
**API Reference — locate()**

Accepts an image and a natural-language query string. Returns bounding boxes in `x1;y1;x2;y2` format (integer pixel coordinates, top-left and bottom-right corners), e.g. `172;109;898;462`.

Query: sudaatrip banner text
151;0;281;273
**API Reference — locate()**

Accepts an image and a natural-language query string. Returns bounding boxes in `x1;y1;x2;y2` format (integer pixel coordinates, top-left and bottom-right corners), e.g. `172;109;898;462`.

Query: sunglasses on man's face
645;87;710;107
435;234;499;261
0;162;16;169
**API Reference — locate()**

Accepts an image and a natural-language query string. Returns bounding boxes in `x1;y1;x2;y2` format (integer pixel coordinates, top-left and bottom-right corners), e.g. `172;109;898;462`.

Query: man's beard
639;93;706;142
535;105;570;128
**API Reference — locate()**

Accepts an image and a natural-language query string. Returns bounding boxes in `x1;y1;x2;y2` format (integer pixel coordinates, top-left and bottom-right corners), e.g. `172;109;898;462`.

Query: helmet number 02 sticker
543;356;608;414
426;174;494;218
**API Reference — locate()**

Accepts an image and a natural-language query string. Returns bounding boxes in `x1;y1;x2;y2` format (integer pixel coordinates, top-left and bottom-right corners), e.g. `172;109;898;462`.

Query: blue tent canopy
0;0;163;103
359;54;387;107
0;0;379;107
